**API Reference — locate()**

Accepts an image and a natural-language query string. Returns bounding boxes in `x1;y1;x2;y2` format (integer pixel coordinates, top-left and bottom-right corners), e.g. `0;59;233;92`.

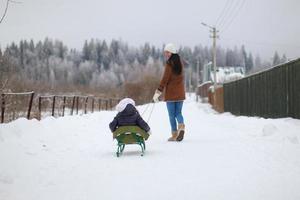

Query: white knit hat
164;43;177;54
116;98;135;112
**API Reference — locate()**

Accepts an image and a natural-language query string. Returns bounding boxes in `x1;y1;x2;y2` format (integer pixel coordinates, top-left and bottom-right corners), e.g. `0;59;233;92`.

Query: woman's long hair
167;54;182;75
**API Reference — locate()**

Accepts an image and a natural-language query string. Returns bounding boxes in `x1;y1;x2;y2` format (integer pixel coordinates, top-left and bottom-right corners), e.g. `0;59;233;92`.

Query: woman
153;43;185;141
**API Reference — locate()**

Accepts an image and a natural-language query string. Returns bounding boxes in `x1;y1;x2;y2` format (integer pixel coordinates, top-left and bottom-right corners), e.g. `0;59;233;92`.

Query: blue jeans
166;101;184;132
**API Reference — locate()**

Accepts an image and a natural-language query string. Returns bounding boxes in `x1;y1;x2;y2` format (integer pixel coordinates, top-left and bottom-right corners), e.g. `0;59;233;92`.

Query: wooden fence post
1;94;5;123
52;96;56;117
98;99;101;111
91;98;95;113
71;96;75;115
84;97;88;114
27;92;34;120
76;96;79;114
38;96;42;120
62;96;66;117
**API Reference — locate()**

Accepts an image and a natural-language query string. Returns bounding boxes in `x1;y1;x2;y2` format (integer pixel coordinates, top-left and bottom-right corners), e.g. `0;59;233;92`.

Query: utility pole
189;66;192;96
196;60;200;101
212;26;217;90
196;60;200;87
201;22;219;106
201;22;219;92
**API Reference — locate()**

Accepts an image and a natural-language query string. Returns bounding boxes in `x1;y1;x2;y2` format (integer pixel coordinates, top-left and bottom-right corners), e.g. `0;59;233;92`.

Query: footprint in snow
262;124;277;137
0;174;14;185
286;136;299;144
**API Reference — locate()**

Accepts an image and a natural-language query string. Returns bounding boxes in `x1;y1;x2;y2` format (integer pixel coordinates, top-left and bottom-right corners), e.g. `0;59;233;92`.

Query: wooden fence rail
0;92;121;123
1;91;35;123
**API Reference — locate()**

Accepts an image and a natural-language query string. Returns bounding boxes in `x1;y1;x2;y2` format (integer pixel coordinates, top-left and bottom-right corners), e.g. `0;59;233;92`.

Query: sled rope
139;102;156;123
146;103;155;123
140;103;151;116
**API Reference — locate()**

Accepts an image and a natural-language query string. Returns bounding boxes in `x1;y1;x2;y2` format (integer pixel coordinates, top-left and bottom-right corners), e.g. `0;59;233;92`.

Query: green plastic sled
113;126;150;157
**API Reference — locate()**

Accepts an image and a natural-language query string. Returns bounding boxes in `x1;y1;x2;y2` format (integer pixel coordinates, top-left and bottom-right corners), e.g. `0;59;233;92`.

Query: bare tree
0;79;8;92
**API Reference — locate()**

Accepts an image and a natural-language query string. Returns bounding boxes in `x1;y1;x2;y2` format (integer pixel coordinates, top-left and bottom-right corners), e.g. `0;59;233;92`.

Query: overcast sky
0;0;299;60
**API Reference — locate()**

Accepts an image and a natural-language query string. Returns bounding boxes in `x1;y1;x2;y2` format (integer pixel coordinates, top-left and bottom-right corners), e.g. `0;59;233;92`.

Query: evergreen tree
246;53;254;72
56;41;67;59
82;40;91;61
43;38;54;58
19;40;24;68
29;40;35;52
140;43;151;65
109;39;119;63
273;51;281;65
89;39;97;61
225;49;235;66
95;42;103;69
281;54;287;63
241;45;247;68
101;40;110;70
254;55;262;69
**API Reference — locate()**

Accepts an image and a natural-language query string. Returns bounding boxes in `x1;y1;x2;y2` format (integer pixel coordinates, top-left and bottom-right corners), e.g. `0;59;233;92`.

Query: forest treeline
0;38;287;102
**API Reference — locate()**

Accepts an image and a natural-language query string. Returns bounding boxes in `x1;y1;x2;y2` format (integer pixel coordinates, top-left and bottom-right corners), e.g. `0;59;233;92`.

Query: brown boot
168;131;178;141
176;124;185;141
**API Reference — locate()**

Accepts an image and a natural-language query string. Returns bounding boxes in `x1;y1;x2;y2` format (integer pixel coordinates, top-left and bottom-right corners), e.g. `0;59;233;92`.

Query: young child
109;98;151;133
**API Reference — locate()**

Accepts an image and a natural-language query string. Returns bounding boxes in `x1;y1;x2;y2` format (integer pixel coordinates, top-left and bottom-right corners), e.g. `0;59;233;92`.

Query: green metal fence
224;58;300;119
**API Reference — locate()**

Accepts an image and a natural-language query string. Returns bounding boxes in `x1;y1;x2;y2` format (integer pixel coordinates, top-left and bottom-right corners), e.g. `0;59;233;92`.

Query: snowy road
1;95;300;200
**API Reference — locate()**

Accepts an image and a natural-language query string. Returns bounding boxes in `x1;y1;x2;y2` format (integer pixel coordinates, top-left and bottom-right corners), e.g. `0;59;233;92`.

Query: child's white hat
116;98;135;112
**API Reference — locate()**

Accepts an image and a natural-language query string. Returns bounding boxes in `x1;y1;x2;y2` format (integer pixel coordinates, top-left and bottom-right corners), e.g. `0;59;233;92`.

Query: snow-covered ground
1;94;300;200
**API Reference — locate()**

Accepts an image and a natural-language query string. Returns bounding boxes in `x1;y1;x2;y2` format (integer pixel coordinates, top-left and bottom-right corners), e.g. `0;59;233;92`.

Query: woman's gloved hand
152;89;162;103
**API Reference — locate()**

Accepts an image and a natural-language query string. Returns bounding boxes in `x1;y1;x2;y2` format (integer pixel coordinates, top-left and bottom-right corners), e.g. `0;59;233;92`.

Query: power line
215;0;232;26
219;0;246;33
0;0;22;24
9;0;22;3
220;37;300;48
216;0;237;28
218;0;243;30
0;0;10;24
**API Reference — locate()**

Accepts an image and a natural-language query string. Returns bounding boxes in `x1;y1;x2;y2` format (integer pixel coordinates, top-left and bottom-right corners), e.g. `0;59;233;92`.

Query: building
202;62;245;84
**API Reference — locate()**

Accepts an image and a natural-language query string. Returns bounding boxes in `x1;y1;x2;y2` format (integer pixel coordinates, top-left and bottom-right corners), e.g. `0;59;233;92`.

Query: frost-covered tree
1;37;280;91
226;49;235;66
254;55;262;69
281;54;287;64
82;40;91;61
273;51;281;66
